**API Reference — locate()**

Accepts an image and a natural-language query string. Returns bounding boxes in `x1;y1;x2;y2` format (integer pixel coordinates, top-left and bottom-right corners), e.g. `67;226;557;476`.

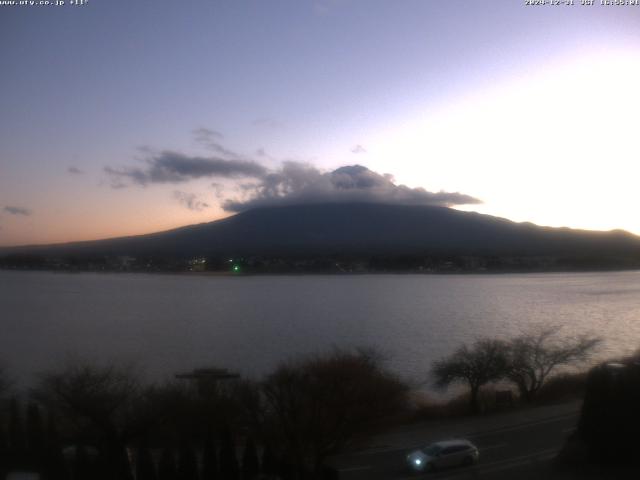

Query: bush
262;348;409;475
534;372;587;405
578;361;640;464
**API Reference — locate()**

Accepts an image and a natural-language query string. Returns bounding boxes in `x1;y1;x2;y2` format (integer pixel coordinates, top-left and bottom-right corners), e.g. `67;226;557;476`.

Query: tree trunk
517;380;537;403
470;386;480;414
517;383;531;403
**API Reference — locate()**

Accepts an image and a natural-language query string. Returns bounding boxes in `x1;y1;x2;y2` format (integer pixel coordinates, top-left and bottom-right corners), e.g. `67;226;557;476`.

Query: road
328;402;581;480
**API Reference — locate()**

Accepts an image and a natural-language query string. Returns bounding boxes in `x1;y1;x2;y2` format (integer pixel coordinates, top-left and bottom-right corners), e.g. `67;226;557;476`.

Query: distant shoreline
2;266;640;276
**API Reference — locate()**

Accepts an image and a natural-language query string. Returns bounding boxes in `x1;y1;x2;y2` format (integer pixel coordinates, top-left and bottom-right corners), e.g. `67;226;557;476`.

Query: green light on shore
233;265;240;273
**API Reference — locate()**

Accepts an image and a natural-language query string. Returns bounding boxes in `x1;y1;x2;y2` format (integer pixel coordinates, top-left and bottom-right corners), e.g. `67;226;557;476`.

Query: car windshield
423;445;442;456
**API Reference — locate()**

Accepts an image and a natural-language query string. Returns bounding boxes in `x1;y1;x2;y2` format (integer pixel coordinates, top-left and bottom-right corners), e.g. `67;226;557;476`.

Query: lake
2;270;640;389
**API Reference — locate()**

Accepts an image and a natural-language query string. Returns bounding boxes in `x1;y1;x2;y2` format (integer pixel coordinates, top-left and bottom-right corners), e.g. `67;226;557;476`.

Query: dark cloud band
105;151;268;186
4;206;32;216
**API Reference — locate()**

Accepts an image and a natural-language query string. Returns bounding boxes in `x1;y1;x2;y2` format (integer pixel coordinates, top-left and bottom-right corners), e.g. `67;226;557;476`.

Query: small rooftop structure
175;367;241;396
175;367;240;381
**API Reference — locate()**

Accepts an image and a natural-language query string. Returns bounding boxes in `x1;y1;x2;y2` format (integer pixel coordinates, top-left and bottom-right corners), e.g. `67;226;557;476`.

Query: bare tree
31;362;144;479
261;348;409;477
505;327;601;402
431;339;509;413
0;365;12;398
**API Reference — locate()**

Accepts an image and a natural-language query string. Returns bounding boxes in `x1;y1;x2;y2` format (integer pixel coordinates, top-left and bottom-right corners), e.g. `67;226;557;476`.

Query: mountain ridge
2;203;640;262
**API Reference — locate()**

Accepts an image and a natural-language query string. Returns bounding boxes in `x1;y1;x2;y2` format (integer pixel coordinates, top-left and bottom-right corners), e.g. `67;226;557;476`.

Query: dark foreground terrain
330;401;638;480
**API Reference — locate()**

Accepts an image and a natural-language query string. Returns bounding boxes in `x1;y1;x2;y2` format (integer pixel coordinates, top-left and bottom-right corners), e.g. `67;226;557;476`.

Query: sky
2;0;640;247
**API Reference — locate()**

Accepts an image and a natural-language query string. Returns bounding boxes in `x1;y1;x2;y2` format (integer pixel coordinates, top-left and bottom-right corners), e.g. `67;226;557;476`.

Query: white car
406;439;479;472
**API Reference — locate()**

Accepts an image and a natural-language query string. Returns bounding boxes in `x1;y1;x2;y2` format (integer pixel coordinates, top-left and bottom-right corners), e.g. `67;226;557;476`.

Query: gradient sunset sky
2;0;640;247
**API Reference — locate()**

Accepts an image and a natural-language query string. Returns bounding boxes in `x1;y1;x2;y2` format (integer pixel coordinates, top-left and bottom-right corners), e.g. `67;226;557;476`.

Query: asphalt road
329;407;580;480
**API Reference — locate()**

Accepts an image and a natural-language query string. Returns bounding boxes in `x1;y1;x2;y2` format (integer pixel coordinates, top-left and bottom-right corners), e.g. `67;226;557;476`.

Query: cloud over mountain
222;163;481;212
106;134;481;213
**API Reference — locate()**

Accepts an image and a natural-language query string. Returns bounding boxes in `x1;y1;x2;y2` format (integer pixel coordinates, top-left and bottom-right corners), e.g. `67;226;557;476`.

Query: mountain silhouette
3;203;640;261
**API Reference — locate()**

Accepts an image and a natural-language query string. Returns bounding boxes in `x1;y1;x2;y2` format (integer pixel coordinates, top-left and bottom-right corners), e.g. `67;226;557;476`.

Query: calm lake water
2;270;640;389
